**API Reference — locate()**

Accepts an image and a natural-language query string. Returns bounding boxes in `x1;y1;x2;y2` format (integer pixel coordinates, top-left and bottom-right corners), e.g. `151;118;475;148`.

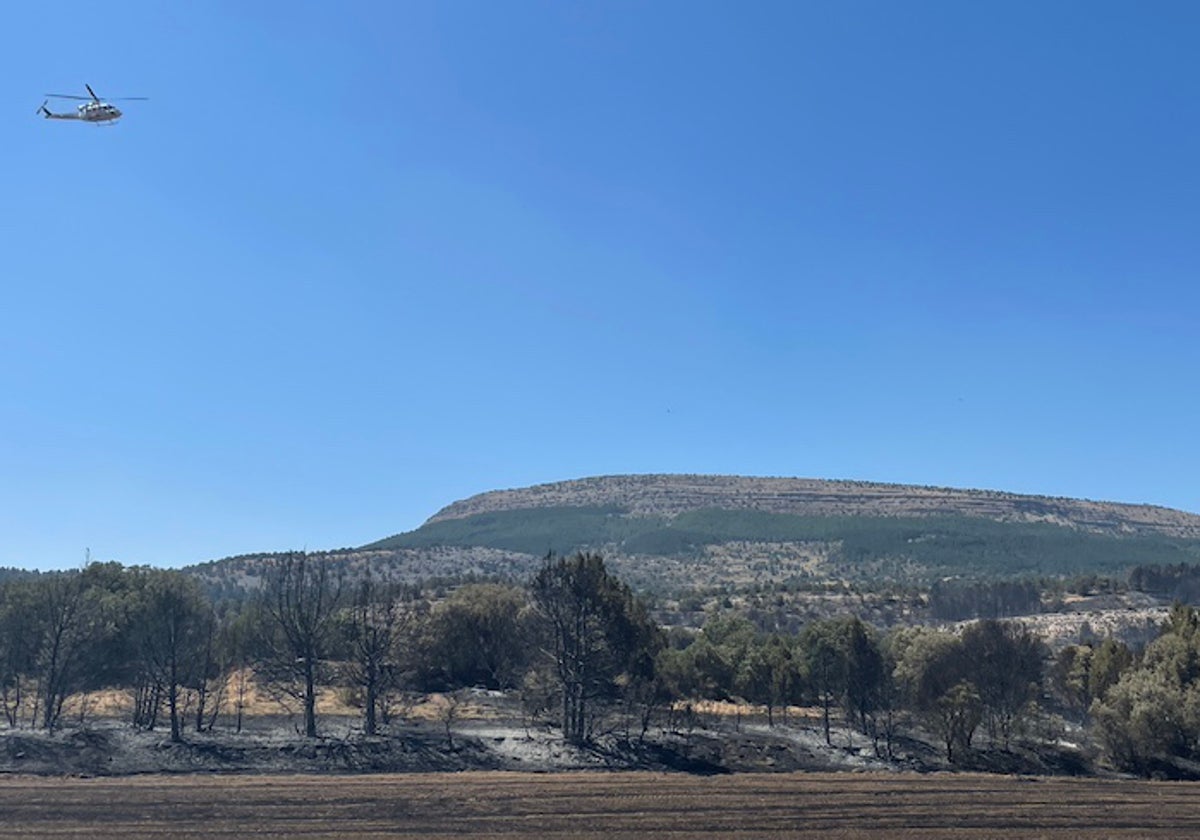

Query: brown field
1;771;1198;839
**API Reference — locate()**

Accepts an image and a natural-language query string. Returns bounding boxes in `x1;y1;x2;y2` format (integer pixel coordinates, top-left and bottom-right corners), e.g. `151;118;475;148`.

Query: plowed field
1;771;1197;839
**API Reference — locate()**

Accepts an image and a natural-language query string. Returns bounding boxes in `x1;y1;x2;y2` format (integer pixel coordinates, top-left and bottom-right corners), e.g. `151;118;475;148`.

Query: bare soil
2;771;1198;839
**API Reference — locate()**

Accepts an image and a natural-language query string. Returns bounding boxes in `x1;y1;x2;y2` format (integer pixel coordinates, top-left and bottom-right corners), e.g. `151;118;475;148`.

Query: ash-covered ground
0;703;1099;779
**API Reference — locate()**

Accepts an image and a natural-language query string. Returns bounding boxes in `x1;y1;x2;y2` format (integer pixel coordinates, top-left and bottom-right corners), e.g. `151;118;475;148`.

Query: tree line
1129;562;1200;603
0;551;1188;774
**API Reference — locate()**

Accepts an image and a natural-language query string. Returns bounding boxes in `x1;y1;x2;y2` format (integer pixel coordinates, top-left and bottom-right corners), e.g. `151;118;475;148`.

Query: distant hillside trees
374;500;1200;588
928;579;1042;621
1129;563;1200;603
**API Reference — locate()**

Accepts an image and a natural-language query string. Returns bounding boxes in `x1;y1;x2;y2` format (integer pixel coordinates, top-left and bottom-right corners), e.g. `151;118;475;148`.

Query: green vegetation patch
679;509;1200;580
363;506;657;556
366;506;1200;583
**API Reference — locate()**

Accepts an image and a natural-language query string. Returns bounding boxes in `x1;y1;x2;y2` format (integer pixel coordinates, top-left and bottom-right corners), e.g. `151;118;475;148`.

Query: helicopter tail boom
37;101;80;120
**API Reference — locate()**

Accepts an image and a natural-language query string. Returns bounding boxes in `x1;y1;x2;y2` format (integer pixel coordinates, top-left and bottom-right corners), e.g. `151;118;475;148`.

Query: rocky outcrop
427;474;1200;539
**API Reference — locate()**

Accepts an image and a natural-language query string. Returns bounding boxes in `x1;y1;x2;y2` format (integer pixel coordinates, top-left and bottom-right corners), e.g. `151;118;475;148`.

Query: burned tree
129;570;213;742
341;574;416;736
256;552;342;738
530;552;660;745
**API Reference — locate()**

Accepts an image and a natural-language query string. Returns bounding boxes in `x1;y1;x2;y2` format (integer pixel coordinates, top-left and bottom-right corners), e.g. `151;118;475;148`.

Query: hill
352;475;1200;592
418;475;1200;537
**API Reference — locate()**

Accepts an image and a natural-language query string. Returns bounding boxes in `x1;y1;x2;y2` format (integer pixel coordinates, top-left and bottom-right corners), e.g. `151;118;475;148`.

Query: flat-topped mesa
426;474;1200;540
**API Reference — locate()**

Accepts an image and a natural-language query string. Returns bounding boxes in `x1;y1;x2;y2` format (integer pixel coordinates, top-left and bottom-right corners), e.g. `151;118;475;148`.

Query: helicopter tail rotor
36;100;49;117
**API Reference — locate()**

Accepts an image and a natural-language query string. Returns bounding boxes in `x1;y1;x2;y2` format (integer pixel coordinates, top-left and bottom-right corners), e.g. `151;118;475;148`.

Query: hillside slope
354;475;1200;591
422;475;1200;538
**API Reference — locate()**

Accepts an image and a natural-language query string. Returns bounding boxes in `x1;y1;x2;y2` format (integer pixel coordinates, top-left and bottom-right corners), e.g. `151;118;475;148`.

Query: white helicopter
37;84;147;125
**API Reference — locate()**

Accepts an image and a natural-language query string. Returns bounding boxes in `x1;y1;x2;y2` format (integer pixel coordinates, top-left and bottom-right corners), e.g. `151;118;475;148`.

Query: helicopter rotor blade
44;87;148;102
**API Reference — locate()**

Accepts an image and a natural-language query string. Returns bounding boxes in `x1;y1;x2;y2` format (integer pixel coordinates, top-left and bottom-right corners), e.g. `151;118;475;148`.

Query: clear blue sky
5;1;1199;570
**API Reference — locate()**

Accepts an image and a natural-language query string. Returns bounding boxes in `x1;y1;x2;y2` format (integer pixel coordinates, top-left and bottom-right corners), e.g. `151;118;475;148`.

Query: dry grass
51;672;502;725
2;771;1199;839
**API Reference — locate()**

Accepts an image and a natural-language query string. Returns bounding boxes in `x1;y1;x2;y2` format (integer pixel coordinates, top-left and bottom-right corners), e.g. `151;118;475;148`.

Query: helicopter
37;84;147;125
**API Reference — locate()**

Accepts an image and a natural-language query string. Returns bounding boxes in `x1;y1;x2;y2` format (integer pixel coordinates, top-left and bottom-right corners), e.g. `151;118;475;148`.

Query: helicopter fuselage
75;102;123;123
40;101;122;124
